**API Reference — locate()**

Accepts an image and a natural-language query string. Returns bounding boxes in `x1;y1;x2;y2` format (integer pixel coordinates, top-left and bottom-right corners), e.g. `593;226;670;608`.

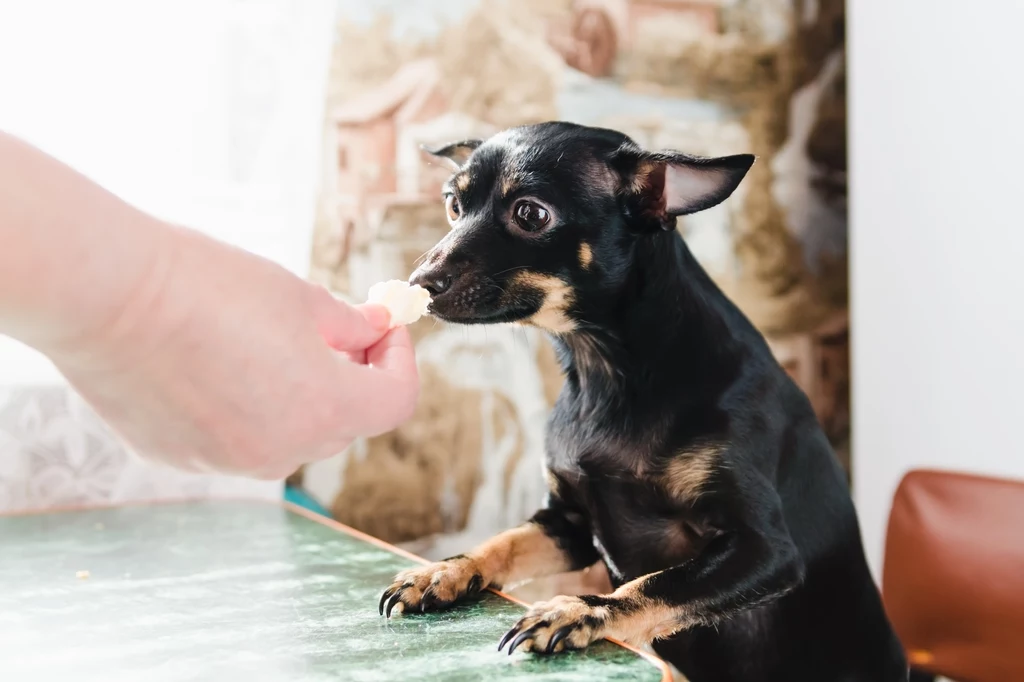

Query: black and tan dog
377;122;907;682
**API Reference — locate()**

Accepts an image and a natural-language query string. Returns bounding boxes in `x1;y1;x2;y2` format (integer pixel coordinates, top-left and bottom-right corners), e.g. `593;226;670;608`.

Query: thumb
313;288;391;352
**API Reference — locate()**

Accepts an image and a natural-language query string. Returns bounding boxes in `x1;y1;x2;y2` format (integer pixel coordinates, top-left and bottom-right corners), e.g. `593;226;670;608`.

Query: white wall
849;1;1024;580
0;0;336;384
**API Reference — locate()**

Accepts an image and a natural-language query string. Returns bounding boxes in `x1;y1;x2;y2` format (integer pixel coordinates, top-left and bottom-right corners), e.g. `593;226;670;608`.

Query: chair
882;469;1024;682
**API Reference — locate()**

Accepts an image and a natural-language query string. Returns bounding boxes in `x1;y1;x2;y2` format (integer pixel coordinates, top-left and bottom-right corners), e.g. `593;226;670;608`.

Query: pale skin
0;131;419;479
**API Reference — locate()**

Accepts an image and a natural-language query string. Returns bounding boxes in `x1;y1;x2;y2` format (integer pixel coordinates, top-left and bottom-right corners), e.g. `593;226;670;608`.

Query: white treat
366;279;432;328
76;570;90;579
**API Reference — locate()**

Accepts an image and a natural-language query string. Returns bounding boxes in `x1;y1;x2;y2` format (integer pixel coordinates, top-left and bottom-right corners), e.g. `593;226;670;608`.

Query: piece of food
76;570;90;579
366;280;432;328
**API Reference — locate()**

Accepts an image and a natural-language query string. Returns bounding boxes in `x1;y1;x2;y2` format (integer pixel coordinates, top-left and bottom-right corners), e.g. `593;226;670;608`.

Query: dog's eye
513;200;551;232
444;194;461;223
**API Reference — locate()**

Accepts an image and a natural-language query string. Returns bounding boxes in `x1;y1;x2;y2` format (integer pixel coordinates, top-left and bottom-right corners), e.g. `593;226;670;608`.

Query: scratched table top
0;500;667;682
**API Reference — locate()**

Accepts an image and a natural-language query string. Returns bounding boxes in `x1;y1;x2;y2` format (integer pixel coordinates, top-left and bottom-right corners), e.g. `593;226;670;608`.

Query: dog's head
409;121;754;333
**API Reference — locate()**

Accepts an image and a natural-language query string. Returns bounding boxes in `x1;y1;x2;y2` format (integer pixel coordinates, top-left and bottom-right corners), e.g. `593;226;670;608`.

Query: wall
849;1;1024;579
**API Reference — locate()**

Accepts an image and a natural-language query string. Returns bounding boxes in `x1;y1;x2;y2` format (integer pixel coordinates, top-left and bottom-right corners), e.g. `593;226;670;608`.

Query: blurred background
303;0;852;600
0;0;1021;644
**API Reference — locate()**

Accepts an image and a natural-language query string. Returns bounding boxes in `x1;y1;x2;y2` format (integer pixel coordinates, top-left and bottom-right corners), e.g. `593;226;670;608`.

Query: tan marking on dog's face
500;174;519;198
578;243;593;269
511;272;576;334
455;173;471;192
661;444;723;501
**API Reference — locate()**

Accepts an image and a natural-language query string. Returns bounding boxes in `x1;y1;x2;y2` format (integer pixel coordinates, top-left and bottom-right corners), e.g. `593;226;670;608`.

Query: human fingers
341;328;419;436
312;286;391;352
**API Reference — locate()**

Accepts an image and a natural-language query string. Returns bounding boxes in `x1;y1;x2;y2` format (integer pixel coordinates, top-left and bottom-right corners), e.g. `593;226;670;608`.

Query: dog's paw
498;595;610;655
378;557;486;618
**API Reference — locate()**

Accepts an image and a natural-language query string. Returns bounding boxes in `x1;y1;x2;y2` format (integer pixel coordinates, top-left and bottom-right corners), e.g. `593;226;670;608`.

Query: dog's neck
552;231;749;403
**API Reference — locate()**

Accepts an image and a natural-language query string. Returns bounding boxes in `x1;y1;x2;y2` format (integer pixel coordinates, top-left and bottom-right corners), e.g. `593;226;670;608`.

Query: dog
377;122;908;682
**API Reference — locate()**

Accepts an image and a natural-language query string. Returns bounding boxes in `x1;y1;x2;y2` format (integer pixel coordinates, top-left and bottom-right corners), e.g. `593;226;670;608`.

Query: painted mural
301;0;848;623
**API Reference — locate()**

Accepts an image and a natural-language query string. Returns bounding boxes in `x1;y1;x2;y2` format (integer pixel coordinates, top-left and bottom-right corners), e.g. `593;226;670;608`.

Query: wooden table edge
2;496;674;682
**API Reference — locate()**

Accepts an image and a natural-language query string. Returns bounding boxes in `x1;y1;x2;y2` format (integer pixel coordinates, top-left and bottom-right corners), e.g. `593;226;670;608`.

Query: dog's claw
507;623;542;655
385;592;403;618
379;587;397;616
498;627;517;652
419;587;438;613
546;626;572;654
466;574;483;595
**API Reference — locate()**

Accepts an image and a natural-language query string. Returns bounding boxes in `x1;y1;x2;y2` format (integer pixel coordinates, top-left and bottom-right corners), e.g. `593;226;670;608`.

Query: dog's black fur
379;122;907;682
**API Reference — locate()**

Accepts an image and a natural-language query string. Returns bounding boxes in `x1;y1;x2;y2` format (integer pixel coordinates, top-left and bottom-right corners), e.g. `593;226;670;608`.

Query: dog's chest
545;404;708;580
563;466;708;581
545;385;676;473
545;401;639;473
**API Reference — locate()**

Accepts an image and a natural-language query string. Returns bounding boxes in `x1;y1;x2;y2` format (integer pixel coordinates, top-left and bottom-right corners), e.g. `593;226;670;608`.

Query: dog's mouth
425;276;539;325
428;299;536;325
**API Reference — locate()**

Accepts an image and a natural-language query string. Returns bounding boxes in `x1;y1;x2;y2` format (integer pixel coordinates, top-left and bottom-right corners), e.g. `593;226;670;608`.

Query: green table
0;500;669;681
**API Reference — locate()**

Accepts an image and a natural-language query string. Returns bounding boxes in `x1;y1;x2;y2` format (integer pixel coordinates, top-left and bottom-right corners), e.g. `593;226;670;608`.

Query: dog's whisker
485;284;509;300
413;248;434;266
492;265;533;277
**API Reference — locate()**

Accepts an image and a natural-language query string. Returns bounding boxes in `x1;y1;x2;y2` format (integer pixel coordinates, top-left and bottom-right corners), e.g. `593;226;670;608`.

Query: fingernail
363;305;391;331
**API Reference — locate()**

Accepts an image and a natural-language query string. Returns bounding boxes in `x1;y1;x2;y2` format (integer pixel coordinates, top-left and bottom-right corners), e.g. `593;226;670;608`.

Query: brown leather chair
882;469;1024;682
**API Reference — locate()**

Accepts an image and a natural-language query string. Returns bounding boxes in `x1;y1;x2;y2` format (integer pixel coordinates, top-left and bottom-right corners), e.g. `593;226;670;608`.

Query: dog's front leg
499;486;805;655
379;501;598;617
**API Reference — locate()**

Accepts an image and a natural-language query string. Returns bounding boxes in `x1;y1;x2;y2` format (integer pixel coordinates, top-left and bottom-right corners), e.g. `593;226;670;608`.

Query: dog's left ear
422;139;483;169
615;151;756;230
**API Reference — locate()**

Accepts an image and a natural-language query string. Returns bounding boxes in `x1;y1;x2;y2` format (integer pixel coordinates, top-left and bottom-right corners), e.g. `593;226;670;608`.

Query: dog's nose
410;268;455;297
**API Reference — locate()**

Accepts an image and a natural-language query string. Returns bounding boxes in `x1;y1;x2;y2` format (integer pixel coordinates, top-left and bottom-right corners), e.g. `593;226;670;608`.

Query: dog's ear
614;150;756;230
422;139;483;169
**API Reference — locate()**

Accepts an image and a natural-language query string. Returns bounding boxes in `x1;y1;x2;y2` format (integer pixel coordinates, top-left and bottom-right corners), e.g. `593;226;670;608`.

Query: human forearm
0;131;168;354
0;131;420;477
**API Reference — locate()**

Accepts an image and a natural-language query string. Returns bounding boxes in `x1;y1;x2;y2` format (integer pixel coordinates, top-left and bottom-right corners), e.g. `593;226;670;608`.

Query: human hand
45;223;419;479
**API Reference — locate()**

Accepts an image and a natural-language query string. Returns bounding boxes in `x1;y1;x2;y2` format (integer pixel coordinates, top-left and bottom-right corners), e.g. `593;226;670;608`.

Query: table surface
0;500;668;682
